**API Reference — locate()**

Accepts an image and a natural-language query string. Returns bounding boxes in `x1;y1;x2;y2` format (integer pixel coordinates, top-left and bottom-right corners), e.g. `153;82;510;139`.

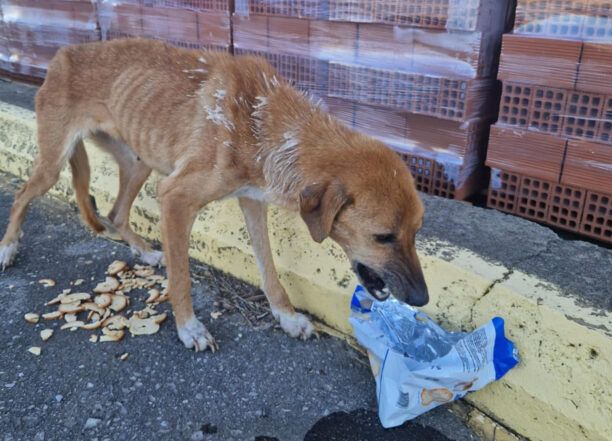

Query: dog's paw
131;246;165;267
0;240;19;270
274;309;315;340
177;317;218;352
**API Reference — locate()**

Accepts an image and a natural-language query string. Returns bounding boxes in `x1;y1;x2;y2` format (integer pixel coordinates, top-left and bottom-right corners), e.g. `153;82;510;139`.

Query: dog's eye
374;233;396;244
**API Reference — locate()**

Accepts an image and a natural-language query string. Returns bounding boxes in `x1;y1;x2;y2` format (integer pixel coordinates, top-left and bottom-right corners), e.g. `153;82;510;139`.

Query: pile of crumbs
24;260;170;356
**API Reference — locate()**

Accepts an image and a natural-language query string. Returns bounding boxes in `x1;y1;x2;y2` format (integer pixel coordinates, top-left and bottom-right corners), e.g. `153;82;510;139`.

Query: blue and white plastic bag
349;285;519;428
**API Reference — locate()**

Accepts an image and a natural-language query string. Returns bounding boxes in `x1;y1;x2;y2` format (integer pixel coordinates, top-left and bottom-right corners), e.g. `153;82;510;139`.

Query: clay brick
598;96;612;144
246;0;322;19
514;0;585;39
196;11;230;48
547;183;586;231
561;139;612;193
268;16;310;54
149;1;230;12
582;0;612;41
233;15;268;52
107;4;143;37
354;103;406;140
529;85;568;134
401;154;435;194
486;126;566;181
562;91;604;140
432;161;458;199
309;20;357;57
576;43;612;95
580;190;612;243
166;8;199;44
499;34;581;89
516;175;552;222
498;83;533;128
487;169;521;214
328;0;377;23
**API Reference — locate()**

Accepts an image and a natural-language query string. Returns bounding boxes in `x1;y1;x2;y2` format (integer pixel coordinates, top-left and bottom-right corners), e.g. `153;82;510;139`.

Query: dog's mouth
355;262;390;301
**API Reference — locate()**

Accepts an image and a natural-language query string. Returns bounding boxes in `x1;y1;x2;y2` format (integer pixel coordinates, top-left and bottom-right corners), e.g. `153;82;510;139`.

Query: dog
0;39;428;351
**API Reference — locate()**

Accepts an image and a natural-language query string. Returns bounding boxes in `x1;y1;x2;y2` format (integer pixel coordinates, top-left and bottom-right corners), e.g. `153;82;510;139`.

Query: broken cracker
40;329;53;341
99;329;124;342
42;311;62;320
145;289;160;304
38;279;56;288
109;295;129;313
24;313;40;324
94;294;112;308
28;346;41;356
93;277;120;293
60;293;90;304
128;316;160;336
107;260;127;276
60;321;85;331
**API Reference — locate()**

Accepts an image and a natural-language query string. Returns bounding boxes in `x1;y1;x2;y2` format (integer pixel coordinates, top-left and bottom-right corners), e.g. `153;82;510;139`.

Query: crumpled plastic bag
349;285;520;428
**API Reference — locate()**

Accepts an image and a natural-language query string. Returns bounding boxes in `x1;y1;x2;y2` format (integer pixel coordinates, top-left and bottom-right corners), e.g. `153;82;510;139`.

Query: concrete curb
0;101;609;441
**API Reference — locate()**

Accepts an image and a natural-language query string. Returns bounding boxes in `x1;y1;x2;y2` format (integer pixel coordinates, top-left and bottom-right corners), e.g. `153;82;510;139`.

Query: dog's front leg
159;171;218;352
239;198;314;340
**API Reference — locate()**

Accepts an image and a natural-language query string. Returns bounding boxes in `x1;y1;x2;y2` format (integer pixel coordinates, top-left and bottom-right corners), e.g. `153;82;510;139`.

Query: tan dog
0;39;428;351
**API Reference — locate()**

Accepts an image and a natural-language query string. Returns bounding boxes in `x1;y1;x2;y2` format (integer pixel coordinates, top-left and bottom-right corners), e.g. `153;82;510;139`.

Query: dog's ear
299;181;351;243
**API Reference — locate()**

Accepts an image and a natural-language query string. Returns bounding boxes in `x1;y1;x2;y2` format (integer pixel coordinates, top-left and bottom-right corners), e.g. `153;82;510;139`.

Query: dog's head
299;142;428;306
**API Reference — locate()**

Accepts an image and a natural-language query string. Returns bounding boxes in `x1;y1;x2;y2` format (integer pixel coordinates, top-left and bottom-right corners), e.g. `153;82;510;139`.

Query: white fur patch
130;246;164;267
204;90;234;131
177;317;217;352
0;240;19;270
262;130;302;198
273;309;315;340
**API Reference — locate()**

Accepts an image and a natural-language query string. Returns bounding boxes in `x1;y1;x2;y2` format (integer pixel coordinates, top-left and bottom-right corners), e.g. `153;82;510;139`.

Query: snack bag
349;285;519;428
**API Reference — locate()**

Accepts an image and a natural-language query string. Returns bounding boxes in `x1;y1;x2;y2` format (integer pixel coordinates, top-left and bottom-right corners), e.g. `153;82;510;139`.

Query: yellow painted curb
0;101;610;441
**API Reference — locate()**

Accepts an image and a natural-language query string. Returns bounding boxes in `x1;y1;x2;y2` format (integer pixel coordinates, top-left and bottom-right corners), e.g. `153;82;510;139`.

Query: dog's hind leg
239;197;314;340
88;132;160;266
69;140;106;234
0;119;78;269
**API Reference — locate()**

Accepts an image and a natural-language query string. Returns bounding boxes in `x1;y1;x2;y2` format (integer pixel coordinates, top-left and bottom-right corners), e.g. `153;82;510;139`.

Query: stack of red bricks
486;0;611;243
97;0;231;52
0;0;99;79
233;0;514;200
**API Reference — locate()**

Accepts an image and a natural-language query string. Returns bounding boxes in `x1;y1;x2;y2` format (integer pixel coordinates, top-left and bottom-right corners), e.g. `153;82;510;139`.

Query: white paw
131;246;165;267
177;317;218;352
273;309;315;340
0;240;19;270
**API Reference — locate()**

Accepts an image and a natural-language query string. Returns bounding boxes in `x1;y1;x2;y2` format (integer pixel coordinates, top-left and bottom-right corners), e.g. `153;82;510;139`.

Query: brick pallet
486;0;612;243
97;0;232;52
0;0;99;79
234;0;513;200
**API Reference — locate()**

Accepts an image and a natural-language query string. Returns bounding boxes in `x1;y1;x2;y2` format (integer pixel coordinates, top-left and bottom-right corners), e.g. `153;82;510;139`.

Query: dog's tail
69;141;106;233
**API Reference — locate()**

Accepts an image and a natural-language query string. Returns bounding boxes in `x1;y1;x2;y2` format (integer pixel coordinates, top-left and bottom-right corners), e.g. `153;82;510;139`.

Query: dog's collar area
356;263;390;301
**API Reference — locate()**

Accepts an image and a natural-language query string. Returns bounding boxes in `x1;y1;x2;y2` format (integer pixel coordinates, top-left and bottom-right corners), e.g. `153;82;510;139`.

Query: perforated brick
529;86;567;134
516;175;552;222
547;184;586;232
580;191;612;243
438;78;468;121
432;162;457;199
401;154;435;194
563;92;604;140
499;83;533;128
582;1;612;42
487;169;521;214
599;96;612;144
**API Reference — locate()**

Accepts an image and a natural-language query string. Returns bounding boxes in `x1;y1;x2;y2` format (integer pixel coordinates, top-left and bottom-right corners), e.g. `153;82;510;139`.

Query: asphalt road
0;174;480;441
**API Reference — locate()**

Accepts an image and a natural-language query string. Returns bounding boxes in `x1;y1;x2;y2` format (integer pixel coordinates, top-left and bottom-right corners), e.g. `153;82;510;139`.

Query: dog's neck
251;83;352;209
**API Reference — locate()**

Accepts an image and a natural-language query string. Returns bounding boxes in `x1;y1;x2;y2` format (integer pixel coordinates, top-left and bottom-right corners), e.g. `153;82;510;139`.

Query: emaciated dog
0;39;428;351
